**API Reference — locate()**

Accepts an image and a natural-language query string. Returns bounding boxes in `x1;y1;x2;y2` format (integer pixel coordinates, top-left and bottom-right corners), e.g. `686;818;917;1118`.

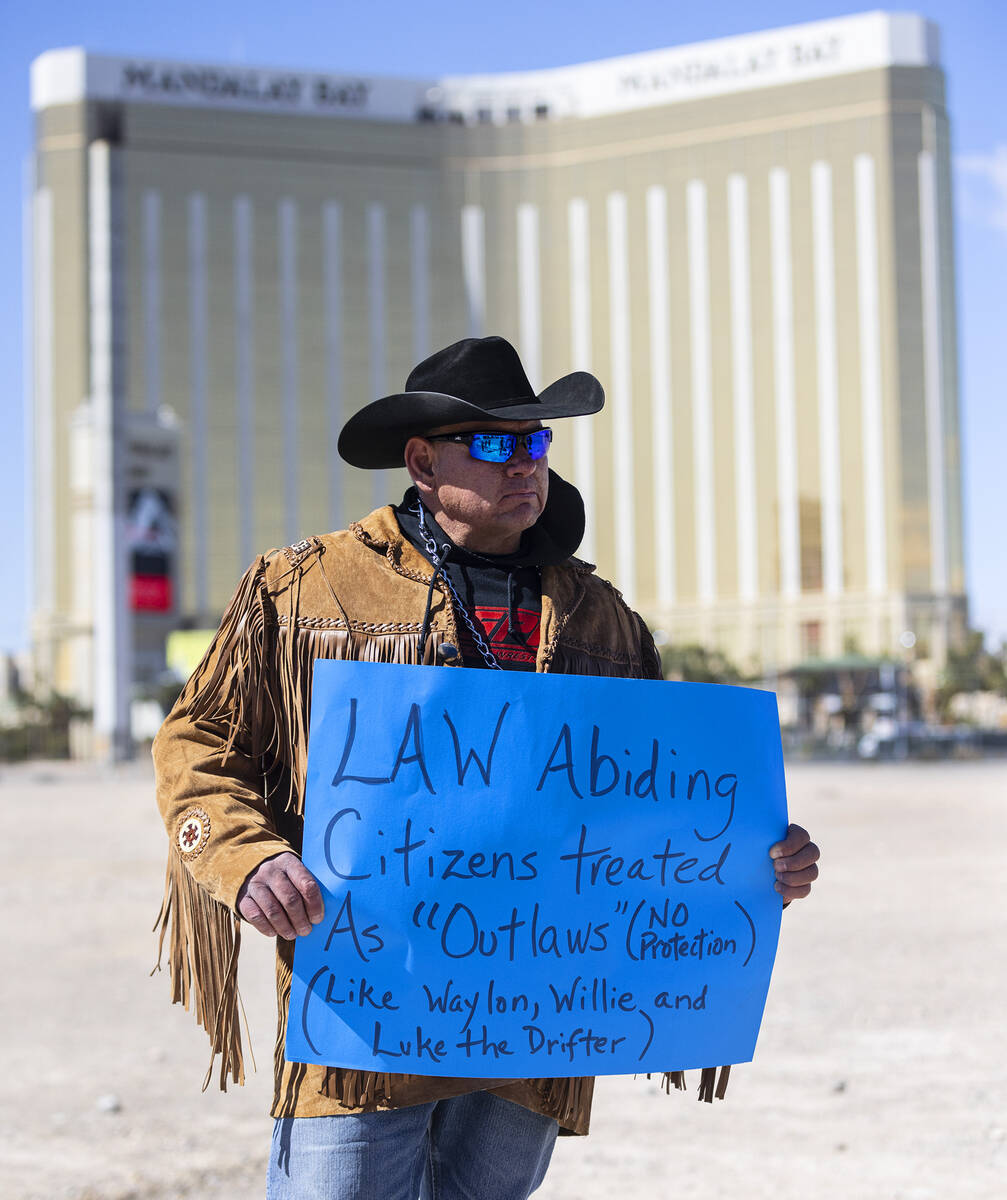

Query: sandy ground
1;757;1004;1200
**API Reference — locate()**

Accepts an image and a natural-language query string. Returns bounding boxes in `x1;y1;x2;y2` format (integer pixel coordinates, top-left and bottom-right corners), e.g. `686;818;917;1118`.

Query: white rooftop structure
33;11;939;125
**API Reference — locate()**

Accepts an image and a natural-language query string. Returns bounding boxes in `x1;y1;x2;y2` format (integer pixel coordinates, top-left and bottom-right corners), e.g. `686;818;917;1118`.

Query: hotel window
801;620;823;659
799;497;823;592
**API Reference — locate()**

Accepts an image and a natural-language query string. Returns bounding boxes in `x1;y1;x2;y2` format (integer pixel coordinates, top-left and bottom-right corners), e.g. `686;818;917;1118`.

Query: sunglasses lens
525;429;552;459
468;433;516;462
463;429;552;462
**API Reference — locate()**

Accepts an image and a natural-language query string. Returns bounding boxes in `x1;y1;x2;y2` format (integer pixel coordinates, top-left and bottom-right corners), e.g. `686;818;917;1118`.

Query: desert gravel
1;758;1003;1199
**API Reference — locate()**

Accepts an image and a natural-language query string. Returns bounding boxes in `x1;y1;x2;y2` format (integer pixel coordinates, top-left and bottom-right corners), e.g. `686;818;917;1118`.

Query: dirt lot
1;758;1003;1199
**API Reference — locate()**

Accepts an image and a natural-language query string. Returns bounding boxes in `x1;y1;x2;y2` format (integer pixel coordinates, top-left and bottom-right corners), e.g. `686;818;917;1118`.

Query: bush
936;631;1007;720
0;687;91;763
659;643;747;685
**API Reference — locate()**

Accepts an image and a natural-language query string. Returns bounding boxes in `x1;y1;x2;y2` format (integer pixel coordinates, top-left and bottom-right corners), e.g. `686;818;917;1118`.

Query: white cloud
956;145;1007;233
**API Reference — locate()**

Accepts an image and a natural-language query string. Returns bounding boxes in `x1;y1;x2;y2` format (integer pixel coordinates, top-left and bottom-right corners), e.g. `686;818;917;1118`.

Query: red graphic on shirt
466;606;541;665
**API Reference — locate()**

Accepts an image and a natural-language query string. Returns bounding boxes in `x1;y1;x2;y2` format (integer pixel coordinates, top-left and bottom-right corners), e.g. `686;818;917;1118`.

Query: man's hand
237;852;325;940
770;823;820;903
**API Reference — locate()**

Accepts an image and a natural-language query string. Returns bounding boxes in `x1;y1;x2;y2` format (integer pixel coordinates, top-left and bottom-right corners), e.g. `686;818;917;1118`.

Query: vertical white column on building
607;191;635;600
567;197;596;563
234;195;255;567
187;191;209;614
22;163;39;654
768;168;800;601
278;198;300;544
646;185;675;608
853;154;888;595
142;190;161;416
918;145;949;595
367;203;387;509
810;162;844;598
686;179;716;605
89;142;131;758
461;204;486;338
410;204;430;363
323;202;343;531
516;203;542;390
32;186;55;620
727;174;758;604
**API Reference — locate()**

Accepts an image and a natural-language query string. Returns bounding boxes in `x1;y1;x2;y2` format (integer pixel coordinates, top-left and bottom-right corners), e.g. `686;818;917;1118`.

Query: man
154;336;819;1200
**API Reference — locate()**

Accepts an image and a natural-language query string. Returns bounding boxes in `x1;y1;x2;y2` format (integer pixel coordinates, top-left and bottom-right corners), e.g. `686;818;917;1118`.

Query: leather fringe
153;849;245;1091
647;1068;731;1102
539;1077;591;1129
697;1065;733;1102
319;1067;397;1109
161;548;444;1097
184;550;436;821
547;645;644;679
272;623;431;814
313;1071;596;1133
183;555;277;766
698;1067;718;1102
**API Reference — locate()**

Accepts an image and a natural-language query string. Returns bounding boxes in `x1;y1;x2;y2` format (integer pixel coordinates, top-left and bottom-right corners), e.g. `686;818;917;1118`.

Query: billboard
123;421;178;614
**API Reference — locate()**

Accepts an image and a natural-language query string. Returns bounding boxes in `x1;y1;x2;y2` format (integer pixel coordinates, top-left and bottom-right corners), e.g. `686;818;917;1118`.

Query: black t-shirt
394;496;542;671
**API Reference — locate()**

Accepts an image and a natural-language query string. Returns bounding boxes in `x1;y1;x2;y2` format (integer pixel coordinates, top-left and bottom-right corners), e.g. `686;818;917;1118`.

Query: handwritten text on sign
287;663;787;1077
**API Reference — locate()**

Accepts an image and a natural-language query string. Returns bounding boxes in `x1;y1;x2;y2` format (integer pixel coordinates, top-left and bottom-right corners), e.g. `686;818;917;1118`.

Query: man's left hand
770;823;820;903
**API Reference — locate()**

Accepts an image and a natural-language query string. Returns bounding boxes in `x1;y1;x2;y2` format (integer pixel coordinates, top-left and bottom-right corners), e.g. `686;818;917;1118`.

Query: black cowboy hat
338;336;604;469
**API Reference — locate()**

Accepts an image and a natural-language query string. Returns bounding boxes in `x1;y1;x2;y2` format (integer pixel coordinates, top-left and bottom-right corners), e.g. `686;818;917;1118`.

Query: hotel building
28;11;966;753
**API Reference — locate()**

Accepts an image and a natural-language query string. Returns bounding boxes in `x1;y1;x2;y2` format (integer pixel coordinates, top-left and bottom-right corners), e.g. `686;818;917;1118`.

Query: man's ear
404;436;437;494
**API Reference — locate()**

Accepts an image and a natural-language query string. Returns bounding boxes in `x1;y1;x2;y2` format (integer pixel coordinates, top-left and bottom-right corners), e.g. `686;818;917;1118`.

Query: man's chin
502;498;543;529
499;490;544;514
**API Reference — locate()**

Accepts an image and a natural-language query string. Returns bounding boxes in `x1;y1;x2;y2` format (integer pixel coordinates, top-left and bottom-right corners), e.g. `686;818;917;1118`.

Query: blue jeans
267;1091;559;1200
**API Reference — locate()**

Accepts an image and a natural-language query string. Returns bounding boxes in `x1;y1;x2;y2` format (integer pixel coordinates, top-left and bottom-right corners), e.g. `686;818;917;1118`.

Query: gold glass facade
29;13;967;744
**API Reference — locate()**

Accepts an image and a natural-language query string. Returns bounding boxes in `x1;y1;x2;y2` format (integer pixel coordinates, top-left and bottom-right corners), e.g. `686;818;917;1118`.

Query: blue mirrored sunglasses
427;427;553;463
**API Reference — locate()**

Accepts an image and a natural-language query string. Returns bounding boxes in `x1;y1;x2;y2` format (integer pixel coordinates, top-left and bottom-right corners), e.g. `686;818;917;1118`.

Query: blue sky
3;1;1005;653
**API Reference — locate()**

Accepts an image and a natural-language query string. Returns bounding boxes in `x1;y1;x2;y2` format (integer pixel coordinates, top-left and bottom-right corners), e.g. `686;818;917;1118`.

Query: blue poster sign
286;662;788;1077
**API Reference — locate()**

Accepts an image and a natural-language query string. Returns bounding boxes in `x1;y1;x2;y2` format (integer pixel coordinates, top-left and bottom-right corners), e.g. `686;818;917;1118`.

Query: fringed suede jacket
153;482;729;1136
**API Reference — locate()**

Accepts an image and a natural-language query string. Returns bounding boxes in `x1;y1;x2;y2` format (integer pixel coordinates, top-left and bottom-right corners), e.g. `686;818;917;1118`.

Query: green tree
659;642;746;685
936;631;1007;718
1;686;91;762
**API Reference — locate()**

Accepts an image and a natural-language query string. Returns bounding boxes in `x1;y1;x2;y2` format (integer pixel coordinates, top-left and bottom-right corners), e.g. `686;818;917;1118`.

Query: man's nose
505;441;539;474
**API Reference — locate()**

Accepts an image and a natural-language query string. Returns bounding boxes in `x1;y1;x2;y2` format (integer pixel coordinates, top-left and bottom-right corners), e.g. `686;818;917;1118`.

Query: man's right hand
236;852;324;940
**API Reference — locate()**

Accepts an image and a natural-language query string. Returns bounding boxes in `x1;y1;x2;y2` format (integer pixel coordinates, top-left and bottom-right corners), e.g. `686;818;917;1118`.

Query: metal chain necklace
413;502;503;671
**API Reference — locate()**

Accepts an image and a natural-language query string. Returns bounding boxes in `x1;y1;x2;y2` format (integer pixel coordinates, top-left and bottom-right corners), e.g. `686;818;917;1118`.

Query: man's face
404;418;550;554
